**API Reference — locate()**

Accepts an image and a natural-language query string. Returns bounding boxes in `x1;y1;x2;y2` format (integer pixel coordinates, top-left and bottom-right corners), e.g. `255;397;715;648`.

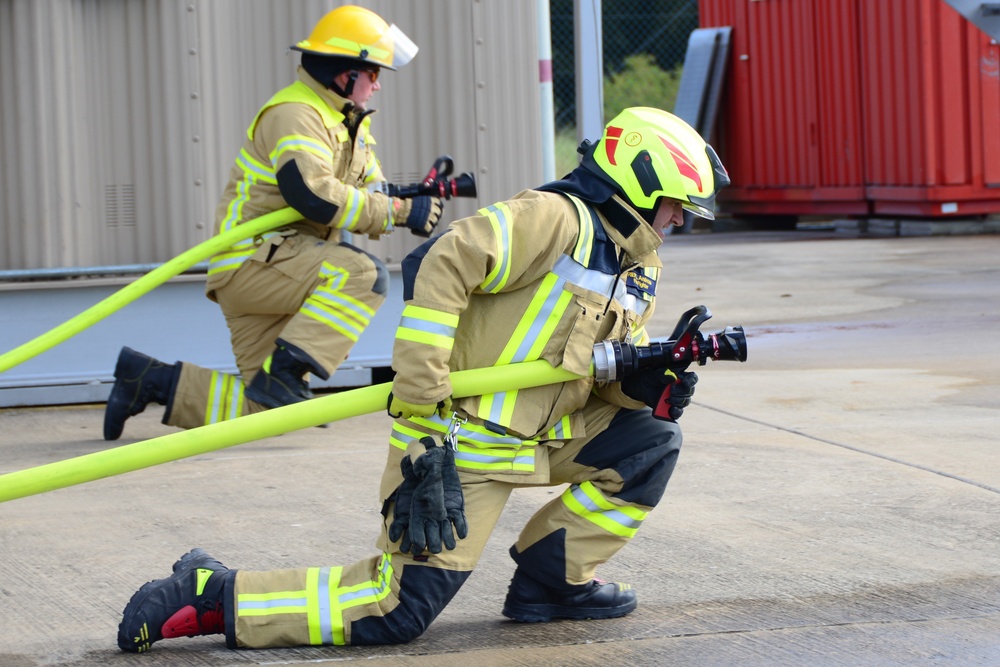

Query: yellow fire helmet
582;107;730;220
291;5;418;70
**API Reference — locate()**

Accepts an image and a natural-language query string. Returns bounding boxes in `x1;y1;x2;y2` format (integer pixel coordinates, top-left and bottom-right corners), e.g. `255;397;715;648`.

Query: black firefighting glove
621;368;699;422
395;196;443;237
388;436;468;555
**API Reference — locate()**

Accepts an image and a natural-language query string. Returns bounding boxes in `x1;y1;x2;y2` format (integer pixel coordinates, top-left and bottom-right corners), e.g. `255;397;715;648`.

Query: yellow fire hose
0;207;302;375
0;361;584;504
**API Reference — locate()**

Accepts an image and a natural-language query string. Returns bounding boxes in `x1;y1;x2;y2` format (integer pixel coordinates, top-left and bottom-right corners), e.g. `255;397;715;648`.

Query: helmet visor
682;200;716;220
683;145;730;220
385;24;418;68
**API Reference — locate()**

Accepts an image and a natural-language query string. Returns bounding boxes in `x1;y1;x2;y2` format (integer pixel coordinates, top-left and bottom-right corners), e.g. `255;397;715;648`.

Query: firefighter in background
117;108;730;651
102;5;442;440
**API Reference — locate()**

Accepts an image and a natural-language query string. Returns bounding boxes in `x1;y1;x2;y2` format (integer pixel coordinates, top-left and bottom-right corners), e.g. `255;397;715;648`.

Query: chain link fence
550;0;700;176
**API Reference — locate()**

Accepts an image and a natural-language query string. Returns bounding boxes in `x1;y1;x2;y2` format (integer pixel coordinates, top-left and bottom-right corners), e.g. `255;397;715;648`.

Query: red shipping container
861;0;1000;216
699;0;1000;218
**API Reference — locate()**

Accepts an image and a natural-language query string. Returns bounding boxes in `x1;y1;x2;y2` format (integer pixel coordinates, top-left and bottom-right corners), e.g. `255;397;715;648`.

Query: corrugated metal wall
0;0;542;271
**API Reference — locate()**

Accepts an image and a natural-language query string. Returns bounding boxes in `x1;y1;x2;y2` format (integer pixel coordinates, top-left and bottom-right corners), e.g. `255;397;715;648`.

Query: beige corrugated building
0;0;545;405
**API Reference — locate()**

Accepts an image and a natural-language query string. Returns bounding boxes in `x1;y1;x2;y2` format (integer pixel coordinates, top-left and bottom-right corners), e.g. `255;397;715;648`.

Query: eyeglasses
357;68;379;83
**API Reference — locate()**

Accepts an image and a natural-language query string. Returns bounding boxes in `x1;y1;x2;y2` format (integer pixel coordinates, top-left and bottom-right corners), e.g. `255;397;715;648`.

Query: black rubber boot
245;341;325;409
501;568;637;623
104;346;179;441
118;548;233;653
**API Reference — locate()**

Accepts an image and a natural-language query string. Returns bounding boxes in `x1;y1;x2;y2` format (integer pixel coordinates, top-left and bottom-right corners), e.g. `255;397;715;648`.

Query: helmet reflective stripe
659;136;703;192
291;6;418;70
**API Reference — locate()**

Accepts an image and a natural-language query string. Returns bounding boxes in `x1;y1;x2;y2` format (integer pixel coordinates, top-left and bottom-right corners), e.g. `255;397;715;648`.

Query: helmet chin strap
331;71;358;98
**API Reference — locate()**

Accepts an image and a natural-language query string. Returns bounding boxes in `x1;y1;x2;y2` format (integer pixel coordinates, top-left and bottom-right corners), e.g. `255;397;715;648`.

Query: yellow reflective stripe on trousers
236;554;394;647
204;371;245;424
545;414;573;440
395;304;458;350
301;263;375;342
454;442;535;471
479;202;513;293
562;481;648;538
390;417;532;450
390;417;538;473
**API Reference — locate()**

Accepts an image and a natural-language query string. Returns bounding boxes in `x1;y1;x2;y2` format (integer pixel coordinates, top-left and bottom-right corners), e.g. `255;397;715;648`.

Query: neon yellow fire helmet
291;5;418;71
581;107;730;220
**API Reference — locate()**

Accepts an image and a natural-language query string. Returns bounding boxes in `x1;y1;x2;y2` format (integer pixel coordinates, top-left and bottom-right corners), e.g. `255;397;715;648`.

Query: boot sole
501;597;638;623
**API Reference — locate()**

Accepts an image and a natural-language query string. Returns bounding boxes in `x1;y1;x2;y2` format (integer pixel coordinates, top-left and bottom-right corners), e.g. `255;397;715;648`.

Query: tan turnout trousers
166;233;386;429
228;399;680;648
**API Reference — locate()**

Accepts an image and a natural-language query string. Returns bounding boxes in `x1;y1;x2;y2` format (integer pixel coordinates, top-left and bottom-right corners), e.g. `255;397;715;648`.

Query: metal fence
550;0;700;176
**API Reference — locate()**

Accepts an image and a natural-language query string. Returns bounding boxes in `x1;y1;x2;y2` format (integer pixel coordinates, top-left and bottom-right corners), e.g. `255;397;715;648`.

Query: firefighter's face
652;198;685;238
339;68;381;109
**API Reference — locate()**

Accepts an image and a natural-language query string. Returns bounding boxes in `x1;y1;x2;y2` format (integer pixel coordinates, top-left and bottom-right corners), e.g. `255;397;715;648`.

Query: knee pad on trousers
348;565;470;645
574;408;682;507
339;242;389;297
508;530;576;592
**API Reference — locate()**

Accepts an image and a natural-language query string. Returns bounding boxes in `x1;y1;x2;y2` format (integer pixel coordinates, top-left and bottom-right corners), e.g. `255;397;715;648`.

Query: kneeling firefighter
116;107;730;651
103;5;440;440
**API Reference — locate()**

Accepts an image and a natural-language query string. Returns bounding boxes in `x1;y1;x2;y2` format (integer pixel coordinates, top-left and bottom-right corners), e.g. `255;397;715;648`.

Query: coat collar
537;168;662;266
296;67;377;126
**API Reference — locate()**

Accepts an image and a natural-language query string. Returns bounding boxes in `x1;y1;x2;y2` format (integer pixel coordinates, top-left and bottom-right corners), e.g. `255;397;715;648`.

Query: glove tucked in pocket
388;436;468;555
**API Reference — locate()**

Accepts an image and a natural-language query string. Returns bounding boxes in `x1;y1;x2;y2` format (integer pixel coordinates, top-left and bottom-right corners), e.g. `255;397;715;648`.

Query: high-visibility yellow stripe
236;148;277;184
271;134;334;165
331;187;364;230
394;327;455;349
545;414;573;440
496;273;558;365
320;36;391;61
566;194;595;264
335;554;393;616
454;442;535;472
237;588;309;617
390;418;538;473
562;482;648;538
248;80;344;138
479;203;513;293
301;295;372;342
396;304;458;348
306;567;323;645
401;305;460;326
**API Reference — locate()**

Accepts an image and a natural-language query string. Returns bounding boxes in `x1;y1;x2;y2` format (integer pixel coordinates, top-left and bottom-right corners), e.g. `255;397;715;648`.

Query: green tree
603;53;683;120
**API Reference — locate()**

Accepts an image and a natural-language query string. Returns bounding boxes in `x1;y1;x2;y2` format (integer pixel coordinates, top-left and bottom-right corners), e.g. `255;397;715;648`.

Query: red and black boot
118;548;234;653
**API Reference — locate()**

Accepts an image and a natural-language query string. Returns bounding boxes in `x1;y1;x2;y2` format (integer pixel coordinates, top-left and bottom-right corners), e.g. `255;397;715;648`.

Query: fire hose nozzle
592;307;747;383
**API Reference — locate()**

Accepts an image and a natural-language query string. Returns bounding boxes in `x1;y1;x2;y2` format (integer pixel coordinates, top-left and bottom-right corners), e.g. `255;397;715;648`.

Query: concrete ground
1;226;998;666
